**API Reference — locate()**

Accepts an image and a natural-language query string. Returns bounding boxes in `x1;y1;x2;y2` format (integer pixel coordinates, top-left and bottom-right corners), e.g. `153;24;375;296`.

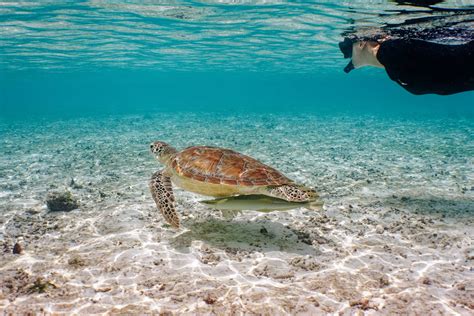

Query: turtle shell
170;146;293;187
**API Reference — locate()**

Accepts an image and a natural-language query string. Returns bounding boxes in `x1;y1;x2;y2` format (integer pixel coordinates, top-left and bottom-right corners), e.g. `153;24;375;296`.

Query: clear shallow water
1;0;474;314
2;70;474;119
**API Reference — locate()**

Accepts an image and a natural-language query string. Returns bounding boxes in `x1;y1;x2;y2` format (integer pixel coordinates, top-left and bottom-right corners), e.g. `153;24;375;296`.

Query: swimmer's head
341;40;384;73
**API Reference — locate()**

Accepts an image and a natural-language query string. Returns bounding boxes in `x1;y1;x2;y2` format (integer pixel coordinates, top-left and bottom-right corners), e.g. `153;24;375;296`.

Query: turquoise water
1;1;473;119
1;1;474;314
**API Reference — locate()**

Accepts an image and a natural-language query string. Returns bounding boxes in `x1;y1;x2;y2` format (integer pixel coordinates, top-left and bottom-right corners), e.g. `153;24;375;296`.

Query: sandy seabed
0;113;473;315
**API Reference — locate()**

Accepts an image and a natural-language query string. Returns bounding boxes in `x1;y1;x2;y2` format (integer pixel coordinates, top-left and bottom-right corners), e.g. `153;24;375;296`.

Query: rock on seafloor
12;242;23;254
46;191;80;212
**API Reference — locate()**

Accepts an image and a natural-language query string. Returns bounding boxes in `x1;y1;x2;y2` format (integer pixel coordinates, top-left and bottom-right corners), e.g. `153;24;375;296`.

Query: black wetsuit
376;39;474;95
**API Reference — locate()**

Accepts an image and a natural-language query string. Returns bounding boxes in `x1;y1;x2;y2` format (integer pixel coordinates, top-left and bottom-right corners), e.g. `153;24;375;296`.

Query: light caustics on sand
0;114;473;314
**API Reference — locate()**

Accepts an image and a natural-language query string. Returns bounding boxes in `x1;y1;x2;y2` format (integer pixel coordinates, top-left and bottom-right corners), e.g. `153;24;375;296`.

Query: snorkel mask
339;37;355;73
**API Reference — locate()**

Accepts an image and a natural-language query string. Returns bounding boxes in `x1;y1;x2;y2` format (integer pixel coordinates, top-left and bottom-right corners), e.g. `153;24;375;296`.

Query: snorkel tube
343;60;355;73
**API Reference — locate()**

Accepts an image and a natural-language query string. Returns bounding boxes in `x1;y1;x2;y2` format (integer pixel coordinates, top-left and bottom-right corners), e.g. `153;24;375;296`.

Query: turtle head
150;141;177;164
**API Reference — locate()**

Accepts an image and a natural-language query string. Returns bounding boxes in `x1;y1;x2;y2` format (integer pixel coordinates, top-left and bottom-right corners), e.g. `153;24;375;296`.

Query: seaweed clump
27;278;57;294
46;191;79;212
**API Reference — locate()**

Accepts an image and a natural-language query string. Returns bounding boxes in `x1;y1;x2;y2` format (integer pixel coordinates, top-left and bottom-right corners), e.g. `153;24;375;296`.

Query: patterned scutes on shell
171;146;293;187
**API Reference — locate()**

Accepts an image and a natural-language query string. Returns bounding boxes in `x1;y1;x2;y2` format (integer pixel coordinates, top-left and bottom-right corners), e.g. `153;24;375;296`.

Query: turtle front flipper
149;170;180;228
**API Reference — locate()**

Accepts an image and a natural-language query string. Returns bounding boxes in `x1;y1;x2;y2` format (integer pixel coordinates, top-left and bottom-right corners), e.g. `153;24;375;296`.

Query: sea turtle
149;141;319;228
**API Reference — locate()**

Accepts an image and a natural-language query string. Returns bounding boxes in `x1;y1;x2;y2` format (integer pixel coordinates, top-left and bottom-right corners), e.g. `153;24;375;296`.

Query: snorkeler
339;37;474;95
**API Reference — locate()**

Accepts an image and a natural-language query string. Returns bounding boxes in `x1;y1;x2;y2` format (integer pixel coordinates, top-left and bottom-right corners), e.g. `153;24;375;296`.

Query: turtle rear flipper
305;200;324;211
265;184;318;202
150;170;180;228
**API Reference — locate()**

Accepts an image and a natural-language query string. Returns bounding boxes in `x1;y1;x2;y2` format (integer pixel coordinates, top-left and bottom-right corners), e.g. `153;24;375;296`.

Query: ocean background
1;1;473;314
